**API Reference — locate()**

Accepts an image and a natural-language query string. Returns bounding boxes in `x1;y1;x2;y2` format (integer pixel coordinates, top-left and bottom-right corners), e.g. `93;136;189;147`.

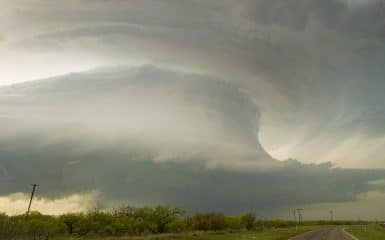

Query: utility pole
330;210;333;221
293;210;297;222
27;184;38;215
296;208;304;224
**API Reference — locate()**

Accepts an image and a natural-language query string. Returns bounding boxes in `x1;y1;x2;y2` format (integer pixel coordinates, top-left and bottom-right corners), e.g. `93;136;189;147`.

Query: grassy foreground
347;225;385;240
61;226;319;240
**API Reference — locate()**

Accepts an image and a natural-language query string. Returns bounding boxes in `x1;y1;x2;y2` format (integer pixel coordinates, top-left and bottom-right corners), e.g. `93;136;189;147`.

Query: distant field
62;226;319;240
347;225;385;240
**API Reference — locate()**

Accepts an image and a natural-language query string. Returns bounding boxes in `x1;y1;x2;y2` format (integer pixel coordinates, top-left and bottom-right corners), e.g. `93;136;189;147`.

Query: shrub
241;212;256;230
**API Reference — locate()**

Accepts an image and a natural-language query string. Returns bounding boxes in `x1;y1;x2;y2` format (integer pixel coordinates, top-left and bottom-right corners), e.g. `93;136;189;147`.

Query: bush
22;212;59;240
241;212;256;230
0;206;361;239
190;213;226;231
59;213;80;235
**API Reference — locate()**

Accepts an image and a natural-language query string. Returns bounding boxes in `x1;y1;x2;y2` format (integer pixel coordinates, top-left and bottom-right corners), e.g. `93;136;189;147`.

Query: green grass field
63;226;319;240
347;225;385;240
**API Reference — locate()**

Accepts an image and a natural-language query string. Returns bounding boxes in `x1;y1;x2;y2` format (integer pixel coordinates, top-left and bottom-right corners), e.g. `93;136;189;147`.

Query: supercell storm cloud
0;0;385;218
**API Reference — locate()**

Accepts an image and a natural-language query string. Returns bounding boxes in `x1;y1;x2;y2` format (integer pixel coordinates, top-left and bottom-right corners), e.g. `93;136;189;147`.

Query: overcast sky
0;0;385;219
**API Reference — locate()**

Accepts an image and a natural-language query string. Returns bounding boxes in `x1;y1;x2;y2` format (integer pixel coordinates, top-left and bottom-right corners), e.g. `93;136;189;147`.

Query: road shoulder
343;227;359;240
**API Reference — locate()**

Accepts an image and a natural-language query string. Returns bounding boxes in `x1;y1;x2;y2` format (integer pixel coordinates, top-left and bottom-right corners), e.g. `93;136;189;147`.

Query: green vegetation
0;205;359;240
79;226;319;240
348;224;385;240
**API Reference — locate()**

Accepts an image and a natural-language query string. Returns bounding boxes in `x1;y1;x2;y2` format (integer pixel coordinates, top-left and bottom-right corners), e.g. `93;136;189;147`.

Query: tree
241;212;256;230
60;213;80;235
151;206;184;233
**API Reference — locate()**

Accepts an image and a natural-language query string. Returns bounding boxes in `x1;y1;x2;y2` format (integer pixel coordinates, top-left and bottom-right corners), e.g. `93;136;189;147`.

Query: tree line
0;205;360;240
